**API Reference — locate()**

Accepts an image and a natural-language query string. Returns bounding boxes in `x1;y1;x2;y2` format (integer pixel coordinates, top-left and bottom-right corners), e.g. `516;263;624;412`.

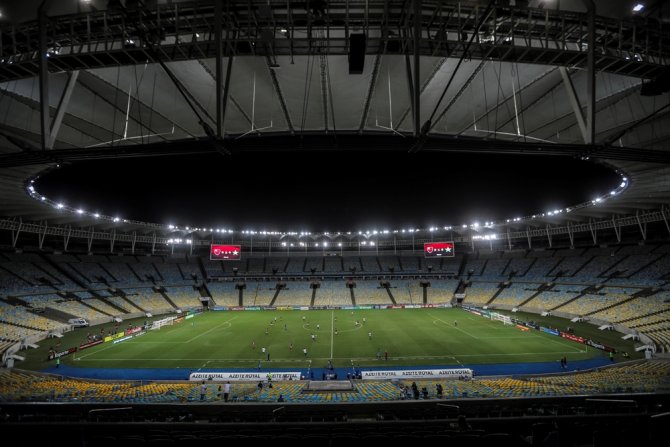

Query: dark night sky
35;151;620;232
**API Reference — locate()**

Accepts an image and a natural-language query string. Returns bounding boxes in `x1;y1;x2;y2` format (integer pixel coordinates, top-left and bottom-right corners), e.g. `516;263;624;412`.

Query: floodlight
633;4;644;12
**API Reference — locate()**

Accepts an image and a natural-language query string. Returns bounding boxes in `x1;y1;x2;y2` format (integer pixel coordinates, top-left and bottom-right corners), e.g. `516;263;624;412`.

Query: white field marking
75;349;591;363
125;324;237;345
75;342;120;360
524;330;584;353
77;318;236;360
184;316;238;343
429;314;479;339
124;321;233;344
330;310;334;359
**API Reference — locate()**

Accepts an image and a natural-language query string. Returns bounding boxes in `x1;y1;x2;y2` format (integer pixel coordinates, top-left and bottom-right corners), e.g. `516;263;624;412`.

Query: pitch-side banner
210;244;241;261
361;368;472;380
189;371;301;381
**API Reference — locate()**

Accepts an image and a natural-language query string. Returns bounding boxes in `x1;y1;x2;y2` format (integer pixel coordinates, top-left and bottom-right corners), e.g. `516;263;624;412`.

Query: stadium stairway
269;286;281;307
119;293;146;313
77;299;113;317
485;285;506;306
42;306;79;324
158;290;180;310
584;294;639;317
384;285;397;305
550;292;587;312
516;285;552;308
42;254;89;290
618;307;670;325
96;296;129;314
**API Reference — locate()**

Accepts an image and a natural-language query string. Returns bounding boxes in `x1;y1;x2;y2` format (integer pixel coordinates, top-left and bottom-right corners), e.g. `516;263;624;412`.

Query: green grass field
21;308;642;371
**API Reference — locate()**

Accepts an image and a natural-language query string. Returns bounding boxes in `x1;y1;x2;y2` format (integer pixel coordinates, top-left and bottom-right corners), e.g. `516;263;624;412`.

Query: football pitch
55;308;602;370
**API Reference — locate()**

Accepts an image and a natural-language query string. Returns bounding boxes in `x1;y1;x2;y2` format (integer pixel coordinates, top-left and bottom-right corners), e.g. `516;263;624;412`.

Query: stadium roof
0;0;669;238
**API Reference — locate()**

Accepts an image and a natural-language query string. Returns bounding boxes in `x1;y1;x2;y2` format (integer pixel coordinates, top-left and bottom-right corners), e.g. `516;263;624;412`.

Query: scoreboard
423;241;455;258
210;244;241;261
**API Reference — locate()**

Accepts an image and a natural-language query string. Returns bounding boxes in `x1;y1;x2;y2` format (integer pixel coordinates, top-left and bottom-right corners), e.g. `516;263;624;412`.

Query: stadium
1;0;670;445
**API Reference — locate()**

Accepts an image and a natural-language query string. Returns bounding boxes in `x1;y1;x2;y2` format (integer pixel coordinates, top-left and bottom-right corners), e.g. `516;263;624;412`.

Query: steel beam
583;0;596;144
215;0;223;137
38;3;50;150
413;0;421;137
266;55;294;134
559;67;588;144
358;53;383;132
47;71;79;149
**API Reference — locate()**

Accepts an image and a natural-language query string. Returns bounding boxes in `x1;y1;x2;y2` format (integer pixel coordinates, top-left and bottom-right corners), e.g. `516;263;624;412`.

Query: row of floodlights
27;174;627;235
503;179;628;224
167;238;191;245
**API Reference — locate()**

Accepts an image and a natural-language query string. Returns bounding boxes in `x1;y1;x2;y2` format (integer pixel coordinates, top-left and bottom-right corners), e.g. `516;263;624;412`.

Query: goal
149;316;175;330
491;312;513;326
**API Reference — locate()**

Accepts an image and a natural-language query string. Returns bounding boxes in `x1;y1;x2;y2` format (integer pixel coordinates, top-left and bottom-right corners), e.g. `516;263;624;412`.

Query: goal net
149;316;175;331
491;312;513;325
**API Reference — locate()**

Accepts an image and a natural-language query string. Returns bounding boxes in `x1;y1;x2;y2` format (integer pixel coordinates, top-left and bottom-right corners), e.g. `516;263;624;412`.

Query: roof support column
214;0;223;137
526;227;532;249
38;220;48;249
12;217;22;248
589;219;597;245
413;0;421;137
38;2;50;150
559;67;588;143
48;71;79;149
567;222;574;248
546;225;553;248
507;228;512;251
662;206;670;236
636;211;647;241
583;0;596;144
88;227;94;253
152;231;157;255
110;228;116;253
131;231;137;254
612;215;622;242
63;225;71;251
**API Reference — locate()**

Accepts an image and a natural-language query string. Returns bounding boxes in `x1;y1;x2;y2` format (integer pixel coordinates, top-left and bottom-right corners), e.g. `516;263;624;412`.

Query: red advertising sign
424;241;455;258
210;244;241;261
